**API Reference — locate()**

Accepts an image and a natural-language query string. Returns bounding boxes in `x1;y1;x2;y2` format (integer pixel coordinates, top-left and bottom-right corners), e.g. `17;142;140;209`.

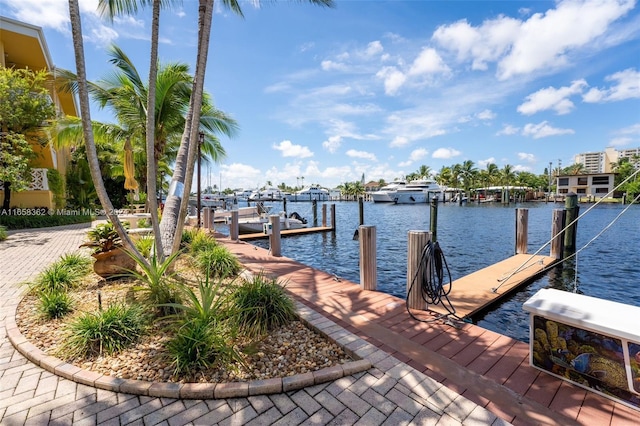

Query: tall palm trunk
159;0;213;255
146;0;164;260
67;0;148;268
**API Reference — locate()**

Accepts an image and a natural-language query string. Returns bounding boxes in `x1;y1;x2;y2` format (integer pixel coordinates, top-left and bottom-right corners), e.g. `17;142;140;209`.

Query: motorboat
370;180;406;203
248;187;286;201
391;179;441;204
288;185;330;201
216;203;307;234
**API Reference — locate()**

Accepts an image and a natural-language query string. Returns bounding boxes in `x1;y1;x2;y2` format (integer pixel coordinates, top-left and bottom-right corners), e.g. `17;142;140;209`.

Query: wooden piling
515;208;528;254
563;193;579;256
203;207;211;230
331;204;336;230
430;197;438;242
312;200;318;227
550;208;565;259
407;230;431;310
269;215;281;257
359;196;364;226
359;225;377;291
322;204;327;227
229;210;239;241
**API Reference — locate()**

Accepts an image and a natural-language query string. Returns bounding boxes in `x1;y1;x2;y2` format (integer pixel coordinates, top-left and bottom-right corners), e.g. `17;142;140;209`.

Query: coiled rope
406;240;463;324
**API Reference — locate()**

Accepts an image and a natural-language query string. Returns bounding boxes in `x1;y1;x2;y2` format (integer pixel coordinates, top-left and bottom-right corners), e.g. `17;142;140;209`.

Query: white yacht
370;180;406;203
289;185;330;201
248;187;285;201
391;179;441;204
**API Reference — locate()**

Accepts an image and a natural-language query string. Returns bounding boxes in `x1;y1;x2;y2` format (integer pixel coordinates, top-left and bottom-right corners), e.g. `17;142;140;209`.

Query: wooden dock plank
238;226;333;240
428;253;557;318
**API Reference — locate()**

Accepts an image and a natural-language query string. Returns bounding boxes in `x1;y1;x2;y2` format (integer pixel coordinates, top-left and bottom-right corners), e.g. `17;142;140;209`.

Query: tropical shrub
0;214;93;230
58;252;92;275
181;227;199;249
0;225;7;241
31;261;83;293
196;245;241;279
39;290;74;319
137;217;151;228
81;221;129;254
134;235;155;258
189;230;217;254
232;273;296;337
62;302;147;358
126;250;182;316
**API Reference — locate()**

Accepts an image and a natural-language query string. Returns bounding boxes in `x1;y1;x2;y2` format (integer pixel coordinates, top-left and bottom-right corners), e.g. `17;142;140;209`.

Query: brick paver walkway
0;224;508;425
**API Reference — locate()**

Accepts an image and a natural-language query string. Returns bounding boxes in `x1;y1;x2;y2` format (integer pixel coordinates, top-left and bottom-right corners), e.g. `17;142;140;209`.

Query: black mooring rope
406;240;463;324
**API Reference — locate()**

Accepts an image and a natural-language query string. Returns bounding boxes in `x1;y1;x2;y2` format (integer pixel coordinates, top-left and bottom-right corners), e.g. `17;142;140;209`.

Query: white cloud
522;121;575;139
272;140;313;158
322;135;342;153
346;149;377;161
583;68;640;102
376;66;407;95
432;0;635;80
496;124;520;136
363;41;384;58
513;164;532;172
409;148;429;161
518;79;588;115
432;147;462;159
609;137;632;147
517;152;536;162
408;47;450;76
321;60;348;72
478;157;497;167
476;109;496;120
390;136;409;148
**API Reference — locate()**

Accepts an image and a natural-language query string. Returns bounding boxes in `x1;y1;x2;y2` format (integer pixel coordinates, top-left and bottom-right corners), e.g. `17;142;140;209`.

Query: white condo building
574;147;640;173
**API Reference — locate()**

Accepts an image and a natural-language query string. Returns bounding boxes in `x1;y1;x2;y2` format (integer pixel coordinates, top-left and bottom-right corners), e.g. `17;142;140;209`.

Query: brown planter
92;247;136;278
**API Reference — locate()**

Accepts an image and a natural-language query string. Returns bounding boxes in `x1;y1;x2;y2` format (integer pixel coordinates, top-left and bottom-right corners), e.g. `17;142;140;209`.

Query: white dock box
523;288;640;411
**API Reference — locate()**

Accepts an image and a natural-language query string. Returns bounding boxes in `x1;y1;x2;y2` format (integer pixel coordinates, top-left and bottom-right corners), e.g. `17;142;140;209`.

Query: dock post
230;210;239;241
331;204;336;230
550;208;565;259
269;215;281;257
359;196;364;226
359;225;377;291
203;207;211;230
283;198;287;215
430;196;438;242
407;230;431;310
515;208;529;254
312;200;318;227
563;193;579;256
322;203;327;227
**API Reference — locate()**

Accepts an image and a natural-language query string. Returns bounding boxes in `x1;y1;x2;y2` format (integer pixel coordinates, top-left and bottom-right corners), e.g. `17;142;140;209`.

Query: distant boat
249;187;286;201
370;180;406;203
288;185;330;201
392;179;441;204
214;203;307;234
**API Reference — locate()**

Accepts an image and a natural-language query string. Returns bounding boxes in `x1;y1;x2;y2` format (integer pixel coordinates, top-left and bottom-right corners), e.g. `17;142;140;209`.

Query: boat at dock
370;179;406;203
215;203;308;234
391;179;441;204
287;185;330;201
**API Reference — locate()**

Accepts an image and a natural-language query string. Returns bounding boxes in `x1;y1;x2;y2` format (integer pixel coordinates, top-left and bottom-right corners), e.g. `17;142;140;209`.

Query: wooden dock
238;225;333;240
428;253;558;318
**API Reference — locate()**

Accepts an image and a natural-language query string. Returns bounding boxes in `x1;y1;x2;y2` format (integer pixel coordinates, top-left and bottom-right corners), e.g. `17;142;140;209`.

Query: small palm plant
124;249;182;316
196;245;241;279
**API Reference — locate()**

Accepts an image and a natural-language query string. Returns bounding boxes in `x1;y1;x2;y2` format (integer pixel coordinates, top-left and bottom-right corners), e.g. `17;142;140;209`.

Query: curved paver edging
6;296;372;399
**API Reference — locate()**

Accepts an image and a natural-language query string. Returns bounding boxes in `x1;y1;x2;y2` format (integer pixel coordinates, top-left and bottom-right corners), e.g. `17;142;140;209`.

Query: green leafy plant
81;221;130;254
125;249;182;316
137;217;151;228
39;290;74;319
0;225;7;241
62;302;147;358
58;252;92;275
134;235;155;258
31;261;83;293
47;168;65;209
232;273;296;337
196;245;241;279
181;227;199;248
189;230;218;254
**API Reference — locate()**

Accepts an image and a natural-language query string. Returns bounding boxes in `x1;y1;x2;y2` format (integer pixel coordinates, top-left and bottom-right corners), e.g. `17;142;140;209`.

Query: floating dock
238;225;334;241
427;253;558;318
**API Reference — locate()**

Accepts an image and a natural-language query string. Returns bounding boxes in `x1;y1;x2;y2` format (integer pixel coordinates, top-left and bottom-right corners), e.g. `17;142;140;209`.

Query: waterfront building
0;17;78;210
556;173;616;198
574;147;640;173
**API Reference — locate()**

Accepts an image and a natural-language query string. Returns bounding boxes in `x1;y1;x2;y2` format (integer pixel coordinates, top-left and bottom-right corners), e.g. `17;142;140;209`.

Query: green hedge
0;214;94;230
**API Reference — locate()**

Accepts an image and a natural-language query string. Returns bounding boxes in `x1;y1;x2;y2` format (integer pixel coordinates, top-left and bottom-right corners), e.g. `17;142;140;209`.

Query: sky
3;0;640;191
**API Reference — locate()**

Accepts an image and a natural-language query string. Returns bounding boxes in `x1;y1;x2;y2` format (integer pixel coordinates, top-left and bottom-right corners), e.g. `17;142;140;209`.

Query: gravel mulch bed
16;257;352;384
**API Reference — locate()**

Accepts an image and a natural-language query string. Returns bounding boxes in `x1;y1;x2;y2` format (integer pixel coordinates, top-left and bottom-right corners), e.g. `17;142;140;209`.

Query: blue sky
3;0;640;191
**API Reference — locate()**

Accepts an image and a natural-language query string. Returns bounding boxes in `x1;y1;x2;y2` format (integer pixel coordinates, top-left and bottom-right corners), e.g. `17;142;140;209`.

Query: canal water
217;200;640;343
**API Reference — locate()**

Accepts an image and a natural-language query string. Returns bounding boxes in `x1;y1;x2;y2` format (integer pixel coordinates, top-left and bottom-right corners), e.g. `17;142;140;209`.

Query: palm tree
460;160;477;196
417;165;432;179
68;0;146;266
566;163;586;175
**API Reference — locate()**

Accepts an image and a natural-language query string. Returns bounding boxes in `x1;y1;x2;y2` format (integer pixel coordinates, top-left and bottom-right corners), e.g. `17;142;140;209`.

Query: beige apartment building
574;147;640;173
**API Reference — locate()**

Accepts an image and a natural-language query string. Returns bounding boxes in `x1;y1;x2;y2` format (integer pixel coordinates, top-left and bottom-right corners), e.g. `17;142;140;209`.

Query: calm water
217;200;640;342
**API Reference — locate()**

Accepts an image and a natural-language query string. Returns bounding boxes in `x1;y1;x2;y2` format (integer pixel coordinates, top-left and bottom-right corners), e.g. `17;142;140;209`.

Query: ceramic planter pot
92;247;136;278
